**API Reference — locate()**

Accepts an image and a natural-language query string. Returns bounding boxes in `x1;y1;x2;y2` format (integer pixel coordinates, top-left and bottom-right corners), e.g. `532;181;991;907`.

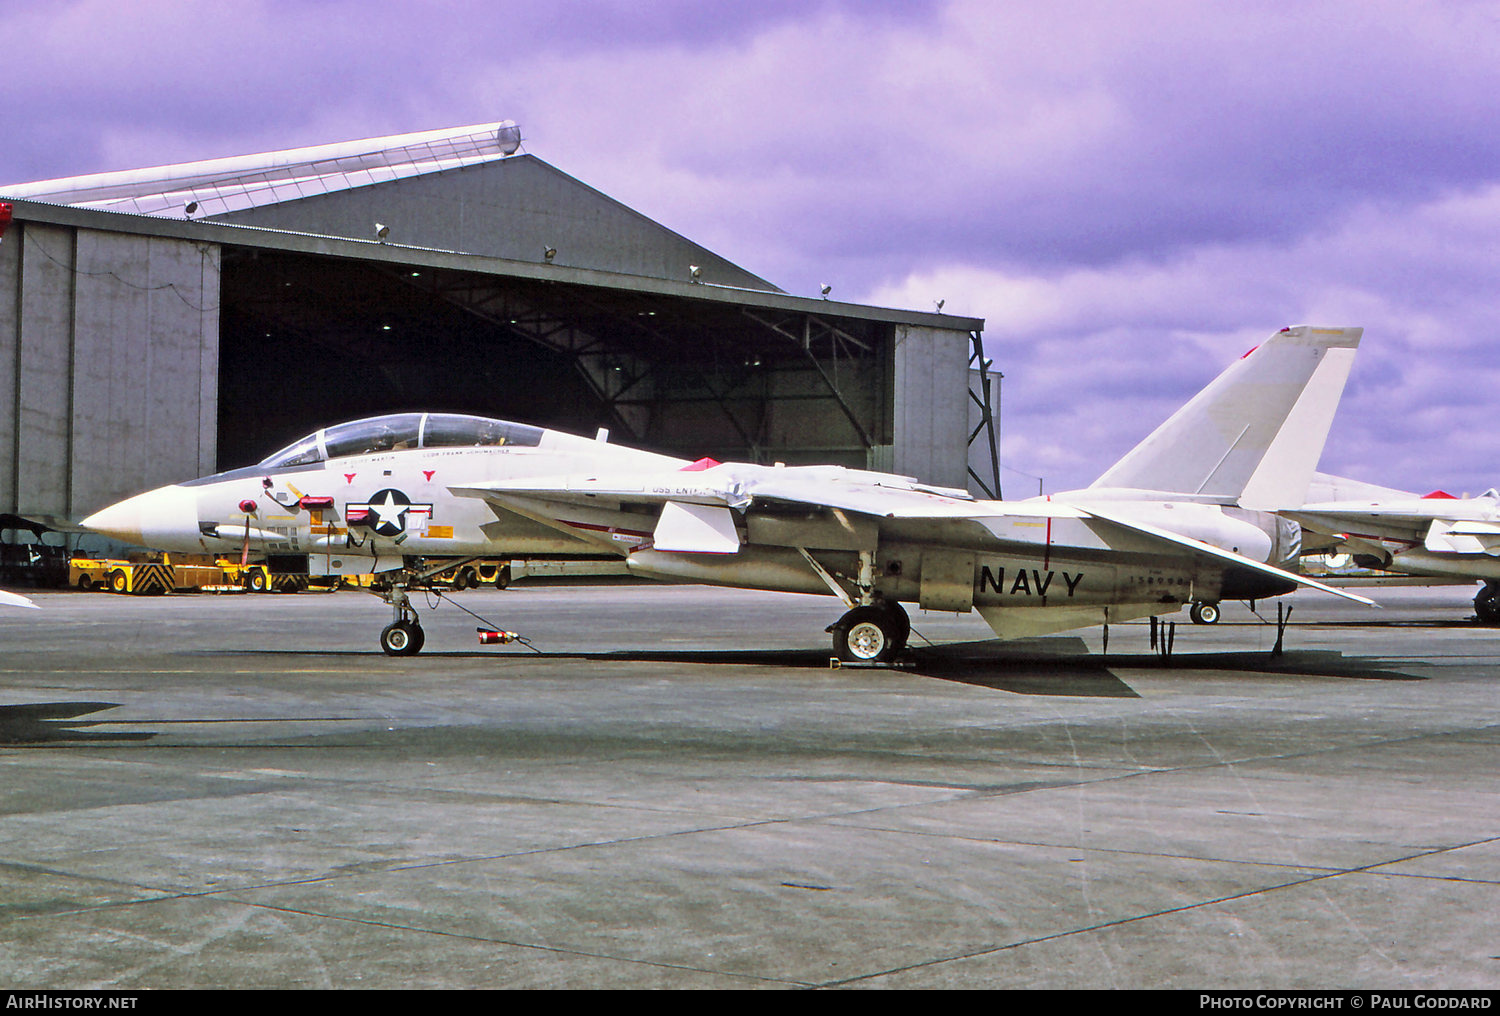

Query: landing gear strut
379;584;425;656
1475;582;1500;625
828;602;910;663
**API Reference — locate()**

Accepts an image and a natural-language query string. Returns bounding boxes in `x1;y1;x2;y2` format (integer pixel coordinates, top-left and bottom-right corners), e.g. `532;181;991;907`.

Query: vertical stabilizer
1089;326;1362;503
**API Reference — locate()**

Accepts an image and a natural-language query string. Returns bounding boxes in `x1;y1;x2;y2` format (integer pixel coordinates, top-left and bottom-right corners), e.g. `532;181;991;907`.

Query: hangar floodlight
689;265;702;282
184;200;198;216
375;222;390;241
820;284;832;298
543;247;556;262
935;299;945;313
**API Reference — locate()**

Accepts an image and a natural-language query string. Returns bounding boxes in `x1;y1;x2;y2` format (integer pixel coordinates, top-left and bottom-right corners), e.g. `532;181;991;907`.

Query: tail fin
1089;325;1362;506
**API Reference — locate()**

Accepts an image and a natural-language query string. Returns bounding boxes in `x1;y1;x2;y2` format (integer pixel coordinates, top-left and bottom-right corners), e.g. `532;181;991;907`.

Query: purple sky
5;0;1499;495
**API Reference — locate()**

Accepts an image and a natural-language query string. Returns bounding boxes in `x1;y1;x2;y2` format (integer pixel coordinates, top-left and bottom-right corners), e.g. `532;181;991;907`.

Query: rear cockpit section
258;413;545;468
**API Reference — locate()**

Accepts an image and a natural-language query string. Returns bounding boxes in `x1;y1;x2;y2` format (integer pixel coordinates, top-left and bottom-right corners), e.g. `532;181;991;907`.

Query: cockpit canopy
259;413;544;468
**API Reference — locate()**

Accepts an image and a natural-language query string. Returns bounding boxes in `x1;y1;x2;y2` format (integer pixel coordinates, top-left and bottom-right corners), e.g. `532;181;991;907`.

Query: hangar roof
1;122;980;329
0;122;525;218
2;196;981;333
1;122;777;289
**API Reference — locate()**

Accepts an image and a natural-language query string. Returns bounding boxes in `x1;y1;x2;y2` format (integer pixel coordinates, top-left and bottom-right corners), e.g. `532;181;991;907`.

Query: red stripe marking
1044;495;1052;569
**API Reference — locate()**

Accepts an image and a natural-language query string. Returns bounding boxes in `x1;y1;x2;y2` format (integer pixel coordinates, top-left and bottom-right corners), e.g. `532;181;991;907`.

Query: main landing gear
1188;600;1221;625
827;601;910;663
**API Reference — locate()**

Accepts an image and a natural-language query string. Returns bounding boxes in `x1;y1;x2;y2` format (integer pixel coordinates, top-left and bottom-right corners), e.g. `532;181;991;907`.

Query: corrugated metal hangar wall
0;220;219;523
0;144;991;535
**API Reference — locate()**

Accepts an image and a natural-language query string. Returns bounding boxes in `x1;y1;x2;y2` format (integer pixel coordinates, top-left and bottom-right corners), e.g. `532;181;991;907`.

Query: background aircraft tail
1088;325;1362;506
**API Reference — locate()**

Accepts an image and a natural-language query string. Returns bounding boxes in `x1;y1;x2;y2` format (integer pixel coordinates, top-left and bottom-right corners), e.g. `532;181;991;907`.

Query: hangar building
0;122;995;551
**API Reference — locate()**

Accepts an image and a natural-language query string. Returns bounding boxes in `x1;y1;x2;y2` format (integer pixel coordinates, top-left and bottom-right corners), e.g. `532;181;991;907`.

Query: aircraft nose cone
81;499;145;546
81;485;199;549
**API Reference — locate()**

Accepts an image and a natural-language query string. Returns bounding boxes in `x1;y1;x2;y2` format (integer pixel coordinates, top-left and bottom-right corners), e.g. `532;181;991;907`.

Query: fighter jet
82;325;1370;657
1284;473;1500;623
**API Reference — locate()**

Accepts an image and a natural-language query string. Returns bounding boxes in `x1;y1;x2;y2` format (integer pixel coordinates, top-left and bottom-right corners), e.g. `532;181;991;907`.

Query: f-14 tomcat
82;325;1371;658
1284;473;1500;623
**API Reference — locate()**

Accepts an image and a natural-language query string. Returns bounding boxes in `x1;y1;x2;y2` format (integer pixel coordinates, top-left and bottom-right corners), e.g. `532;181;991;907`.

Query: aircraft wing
451;467;1088;555
1076;503;1377;605
452;466;997;519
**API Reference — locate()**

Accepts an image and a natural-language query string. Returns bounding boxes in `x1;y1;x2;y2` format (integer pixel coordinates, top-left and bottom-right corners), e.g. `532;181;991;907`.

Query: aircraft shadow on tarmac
904;639;1425;697
0;702;156;745
436;635;1427;699
206;632;1428;699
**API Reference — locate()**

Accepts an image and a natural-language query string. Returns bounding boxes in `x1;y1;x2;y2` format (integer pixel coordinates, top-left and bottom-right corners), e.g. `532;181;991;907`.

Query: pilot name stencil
978;565;1084;597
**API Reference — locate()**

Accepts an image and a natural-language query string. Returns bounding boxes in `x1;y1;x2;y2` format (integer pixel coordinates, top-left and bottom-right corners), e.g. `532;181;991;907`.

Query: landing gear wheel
1189;601;1221;625
380;620;425;656
829;603;909;663
1475;584;1500;625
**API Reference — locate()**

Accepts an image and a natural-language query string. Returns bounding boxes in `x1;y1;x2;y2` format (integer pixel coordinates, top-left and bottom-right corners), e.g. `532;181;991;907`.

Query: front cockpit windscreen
324;414;423;458
258;413;543;469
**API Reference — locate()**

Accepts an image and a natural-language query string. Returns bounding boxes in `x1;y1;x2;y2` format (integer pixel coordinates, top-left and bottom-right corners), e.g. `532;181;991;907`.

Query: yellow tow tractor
72;554;194;595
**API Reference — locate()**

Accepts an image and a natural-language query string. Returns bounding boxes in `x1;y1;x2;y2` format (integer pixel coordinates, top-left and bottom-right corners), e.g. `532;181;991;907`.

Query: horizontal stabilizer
1078;502;1376;606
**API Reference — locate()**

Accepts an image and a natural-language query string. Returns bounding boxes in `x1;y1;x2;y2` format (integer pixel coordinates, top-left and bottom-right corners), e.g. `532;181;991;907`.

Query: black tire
1475;584;1500;625
109;569;128;594
832;605;902;663
380;620;424;656
77;574;94;591
246;569;268;592
884;601;911;650
1189;601;1220;625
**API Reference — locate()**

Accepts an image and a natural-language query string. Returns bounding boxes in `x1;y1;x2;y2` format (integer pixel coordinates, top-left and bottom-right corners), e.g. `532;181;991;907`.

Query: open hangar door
216;247;900;474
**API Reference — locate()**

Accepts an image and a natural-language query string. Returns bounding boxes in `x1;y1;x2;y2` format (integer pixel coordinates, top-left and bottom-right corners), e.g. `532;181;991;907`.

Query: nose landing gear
380;618;425;655
379;585;425;656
